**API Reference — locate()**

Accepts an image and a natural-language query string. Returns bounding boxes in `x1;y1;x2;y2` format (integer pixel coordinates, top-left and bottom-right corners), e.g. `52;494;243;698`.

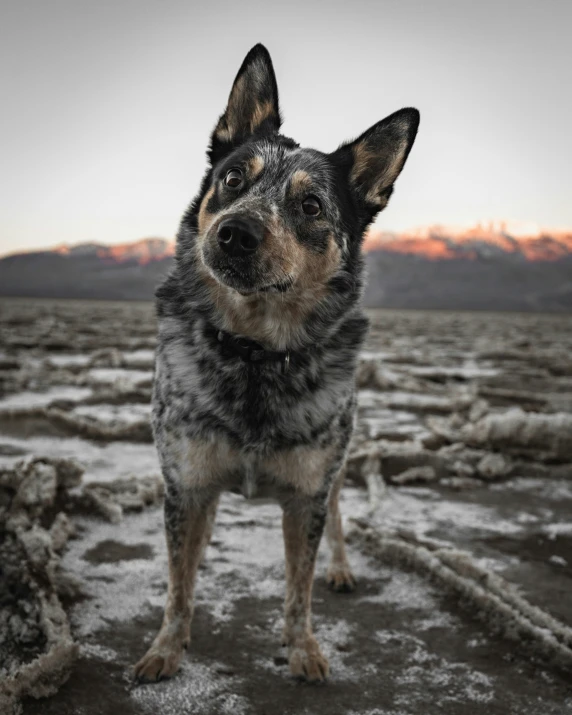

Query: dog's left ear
209;44;281;163
332;108;419;215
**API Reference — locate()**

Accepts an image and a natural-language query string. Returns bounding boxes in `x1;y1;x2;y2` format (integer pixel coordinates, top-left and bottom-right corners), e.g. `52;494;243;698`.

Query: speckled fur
134;43;419;684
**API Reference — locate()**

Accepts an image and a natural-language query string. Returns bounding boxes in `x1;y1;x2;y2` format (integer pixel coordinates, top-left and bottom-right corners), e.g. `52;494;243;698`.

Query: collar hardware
216;329;292;374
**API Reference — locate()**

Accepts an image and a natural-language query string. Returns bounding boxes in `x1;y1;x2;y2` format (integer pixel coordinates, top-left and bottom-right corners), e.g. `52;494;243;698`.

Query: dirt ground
1;299;572;714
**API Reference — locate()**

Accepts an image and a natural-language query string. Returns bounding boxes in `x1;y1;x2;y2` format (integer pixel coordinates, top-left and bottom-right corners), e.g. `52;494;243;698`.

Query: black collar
214;327;291;374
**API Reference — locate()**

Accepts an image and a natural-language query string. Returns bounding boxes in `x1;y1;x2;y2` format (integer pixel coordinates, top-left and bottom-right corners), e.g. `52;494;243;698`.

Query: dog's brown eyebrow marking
247;155;265;180
289;170;312;195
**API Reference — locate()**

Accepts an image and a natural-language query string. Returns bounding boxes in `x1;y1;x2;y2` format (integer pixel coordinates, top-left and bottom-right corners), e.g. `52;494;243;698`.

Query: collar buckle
214;326;292;375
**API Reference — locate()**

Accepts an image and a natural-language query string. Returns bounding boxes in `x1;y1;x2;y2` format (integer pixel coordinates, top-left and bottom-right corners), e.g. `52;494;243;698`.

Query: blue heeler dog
134;43;419;684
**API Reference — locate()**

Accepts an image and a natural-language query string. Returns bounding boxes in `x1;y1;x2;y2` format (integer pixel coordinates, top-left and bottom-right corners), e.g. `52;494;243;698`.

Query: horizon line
2;218;572;260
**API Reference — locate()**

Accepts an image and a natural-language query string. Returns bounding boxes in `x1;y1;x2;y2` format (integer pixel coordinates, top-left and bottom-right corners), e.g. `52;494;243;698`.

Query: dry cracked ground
1;298;572;715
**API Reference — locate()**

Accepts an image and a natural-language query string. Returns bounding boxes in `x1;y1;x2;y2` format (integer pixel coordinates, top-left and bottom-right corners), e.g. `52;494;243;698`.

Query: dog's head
174;44;419;346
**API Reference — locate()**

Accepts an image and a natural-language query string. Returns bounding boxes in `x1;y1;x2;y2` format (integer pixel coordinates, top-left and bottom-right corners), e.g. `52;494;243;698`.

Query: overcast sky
1;0;571;254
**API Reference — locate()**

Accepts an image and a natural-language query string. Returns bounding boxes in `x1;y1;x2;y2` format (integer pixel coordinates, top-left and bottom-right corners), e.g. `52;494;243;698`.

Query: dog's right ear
331;108;420;220
208;44;281;164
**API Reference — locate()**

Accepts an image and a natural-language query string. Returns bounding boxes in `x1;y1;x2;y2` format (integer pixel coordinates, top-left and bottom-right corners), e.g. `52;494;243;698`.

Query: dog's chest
154;327;352;450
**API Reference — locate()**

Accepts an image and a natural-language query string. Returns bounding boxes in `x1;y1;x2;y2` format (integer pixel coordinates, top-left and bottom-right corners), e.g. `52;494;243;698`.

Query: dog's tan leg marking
201;495;219;563
325;469;356;592
133;496;218;683
282;501;329;682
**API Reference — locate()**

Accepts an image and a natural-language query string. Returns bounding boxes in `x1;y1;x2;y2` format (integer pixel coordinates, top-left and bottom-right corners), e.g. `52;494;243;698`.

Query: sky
1;0;571;255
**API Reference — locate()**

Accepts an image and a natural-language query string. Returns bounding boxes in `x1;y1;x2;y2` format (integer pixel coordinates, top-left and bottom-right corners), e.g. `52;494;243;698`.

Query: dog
134;43;419;684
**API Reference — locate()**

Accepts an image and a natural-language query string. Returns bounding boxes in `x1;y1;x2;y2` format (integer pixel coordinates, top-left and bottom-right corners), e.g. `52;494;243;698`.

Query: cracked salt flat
46;354;92;367
73;402;152;425
346;484;525;542
4;302;572;715
59;487;510;713
18;470;572;715
87;368;153;387
131;661;251;715
360;350;392;361
0;434;159;481
407;363;499;378
0;385;92;408
543;522;572;539
358;389;456;411
122;349;155;363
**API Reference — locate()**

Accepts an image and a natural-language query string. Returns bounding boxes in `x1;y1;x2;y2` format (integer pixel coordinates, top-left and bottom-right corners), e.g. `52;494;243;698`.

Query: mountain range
364;222;572;262
1;223;571;311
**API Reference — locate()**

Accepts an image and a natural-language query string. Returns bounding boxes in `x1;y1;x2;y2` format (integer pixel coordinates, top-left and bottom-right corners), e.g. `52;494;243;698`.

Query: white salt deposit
408;364;499;379
0;386;92;409
122;349;155;363
132;661;249;715
87;368;152;387
0;435;160;482
544;522;572;539
346;484;524;541
73;403;152;425
47;354;91;367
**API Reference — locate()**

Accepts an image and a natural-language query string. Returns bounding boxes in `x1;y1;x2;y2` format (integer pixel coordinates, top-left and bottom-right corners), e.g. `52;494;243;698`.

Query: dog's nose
217;217;263;257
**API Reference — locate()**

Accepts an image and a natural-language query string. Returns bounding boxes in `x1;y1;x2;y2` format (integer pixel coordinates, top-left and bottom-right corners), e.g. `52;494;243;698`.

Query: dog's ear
332;108;419;216
209;44;281;163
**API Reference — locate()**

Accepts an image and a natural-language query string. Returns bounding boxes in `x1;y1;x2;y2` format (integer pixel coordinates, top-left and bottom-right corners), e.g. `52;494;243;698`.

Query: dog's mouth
207;262;293;296
240;278;293;296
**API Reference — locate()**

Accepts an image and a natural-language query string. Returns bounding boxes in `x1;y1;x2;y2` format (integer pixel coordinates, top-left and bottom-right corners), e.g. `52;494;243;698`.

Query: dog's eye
302;196;321;216
225;169;243;188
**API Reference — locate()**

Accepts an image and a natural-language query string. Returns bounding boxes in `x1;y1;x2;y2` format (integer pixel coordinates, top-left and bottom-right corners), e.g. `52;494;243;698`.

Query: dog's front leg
281;496;329;682
134;488;218;682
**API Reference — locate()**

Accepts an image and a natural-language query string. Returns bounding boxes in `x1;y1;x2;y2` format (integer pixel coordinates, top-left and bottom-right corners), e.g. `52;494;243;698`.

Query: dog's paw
327;563;356;593
133;642;186;683
289;637;329;682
